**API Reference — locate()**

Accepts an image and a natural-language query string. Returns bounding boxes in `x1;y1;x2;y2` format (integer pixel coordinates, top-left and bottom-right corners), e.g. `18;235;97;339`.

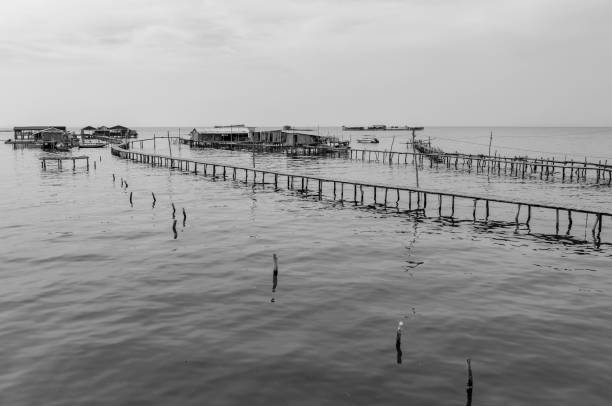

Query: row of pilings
111;145;609;246
133;135;612;185
346;148;612;185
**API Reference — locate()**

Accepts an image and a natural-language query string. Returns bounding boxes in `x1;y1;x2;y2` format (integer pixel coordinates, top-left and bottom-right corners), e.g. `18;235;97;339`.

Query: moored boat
356;137;379;144
78;142;107;148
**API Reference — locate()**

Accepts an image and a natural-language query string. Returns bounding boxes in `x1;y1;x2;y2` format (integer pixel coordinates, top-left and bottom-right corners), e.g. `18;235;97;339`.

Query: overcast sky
1;0;611;127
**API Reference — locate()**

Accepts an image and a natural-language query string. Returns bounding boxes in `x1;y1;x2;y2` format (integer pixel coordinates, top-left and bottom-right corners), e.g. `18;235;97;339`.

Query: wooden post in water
466;359;473;406
167;131;172;159
412;129;420;188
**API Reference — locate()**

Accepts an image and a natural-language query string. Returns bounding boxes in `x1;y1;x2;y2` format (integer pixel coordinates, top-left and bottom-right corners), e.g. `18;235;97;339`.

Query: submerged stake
395;321;403;364
129;191;133;206
271;253;279;302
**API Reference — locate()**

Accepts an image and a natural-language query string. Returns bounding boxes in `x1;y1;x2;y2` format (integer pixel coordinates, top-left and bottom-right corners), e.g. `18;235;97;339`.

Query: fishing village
4;2;612;405
5;123;610;246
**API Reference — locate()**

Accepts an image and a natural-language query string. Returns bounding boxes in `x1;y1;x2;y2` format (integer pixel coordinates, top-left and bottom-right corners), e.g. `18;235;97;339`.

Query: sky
1;0;611;127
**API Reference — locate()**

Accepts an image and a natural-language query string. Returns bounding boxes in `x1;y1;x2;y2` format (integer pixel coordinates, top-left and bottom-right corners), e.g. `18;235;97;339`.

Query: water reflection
172;219;177;239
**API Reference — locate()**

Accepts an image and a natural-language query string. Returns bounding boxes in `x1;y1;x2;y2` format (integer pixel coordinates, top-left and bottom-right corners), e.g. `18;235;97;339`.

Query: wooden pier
111;145;609;245
346;149;612;185
162;135;611;184
40;155;90;170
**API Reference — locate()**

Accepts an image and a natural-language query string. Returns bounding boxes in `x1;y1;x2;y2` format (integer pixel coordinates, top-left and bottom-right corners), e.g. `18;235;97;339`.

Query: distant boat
357;137;379;144
79;141;106;148
342;126;366;131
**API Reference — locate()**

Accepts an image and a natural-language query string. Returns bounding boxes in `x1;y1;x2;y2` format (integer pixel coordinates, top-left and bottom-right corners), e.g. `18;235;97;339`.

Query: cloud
1;0;611;125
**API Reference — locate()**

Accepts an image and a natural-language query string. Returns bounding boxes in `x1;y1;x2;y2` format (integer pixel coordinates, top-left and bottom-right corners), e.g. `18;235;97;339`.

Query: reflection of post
271;254;278;303
412;129;419;188
466;358;473;406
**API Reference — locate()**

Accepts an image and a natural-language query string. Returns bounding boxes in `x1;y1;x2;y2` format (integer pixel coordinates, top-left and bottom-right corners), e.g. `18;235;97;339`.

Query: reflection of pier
346;148;612;185
111;145;609;245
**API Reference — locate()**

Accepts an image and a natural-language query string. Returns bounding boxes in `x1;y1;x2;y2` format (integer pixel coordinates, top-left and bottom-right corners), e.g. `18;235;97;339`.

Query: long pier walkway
111;145;609;245
171;136;612;185
346;148;612;185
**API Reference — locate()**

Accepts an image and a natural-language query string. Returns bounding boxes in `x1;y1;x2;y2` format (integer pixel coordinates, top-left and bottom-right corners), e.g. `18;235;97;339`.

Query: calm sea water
0;127;611;405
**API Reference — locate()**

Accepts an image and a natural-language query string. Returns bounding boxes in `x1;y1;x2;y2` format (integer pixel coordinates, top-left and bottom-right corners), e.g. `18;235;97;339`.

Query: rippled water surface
0;127;611;405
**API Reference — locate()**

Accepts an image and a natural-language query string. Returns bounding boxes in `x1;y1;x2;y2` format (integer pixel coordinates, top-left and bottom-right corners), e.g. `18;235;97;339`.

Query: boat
342;126;366;131
356;137;379;144
79;141;107;148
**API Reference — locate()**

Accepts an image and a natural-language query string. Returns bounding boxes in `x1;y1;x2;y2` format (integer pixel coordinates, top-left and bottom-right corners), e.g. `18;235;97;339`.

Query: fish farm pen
346;148;612;185
111;144;609;246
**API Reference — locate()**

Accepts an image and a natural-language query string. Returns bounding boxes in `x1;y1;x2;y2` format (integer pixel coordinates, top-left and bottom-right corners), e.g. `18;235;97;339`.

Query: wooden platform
40;155;89;169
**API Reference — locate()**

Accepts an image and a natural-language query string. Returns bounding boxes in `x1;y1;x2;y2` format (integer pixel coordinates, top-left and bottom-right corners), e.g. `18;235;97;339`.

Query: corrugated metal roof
14;126;66;131
192;127;250;135
32;127;67;135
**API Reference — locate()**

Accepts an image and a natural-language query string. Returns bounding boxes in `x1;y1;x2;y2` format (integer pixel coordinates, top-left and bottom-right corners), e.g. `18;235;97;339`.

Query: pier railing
111;145;609;245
